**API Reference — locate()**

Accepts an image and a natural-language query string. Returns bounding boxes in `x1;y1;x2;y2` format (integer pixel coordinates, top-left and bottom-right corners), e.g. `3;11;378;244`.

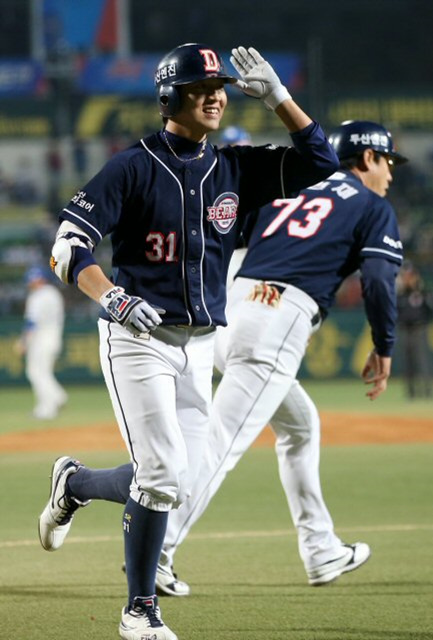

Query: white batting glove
100;286;165;337
230;46;292;110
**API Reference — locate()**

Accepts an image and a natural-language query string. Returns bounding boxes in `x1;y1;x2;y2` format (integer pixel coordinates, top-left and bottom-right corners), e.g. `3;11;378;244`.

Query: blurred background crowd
0;0;432;393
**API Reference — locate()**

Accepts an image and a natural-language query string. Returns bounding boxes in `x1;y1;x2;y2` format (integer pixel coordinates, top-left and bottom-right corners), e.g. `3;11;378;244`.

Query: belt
174;324;216;335
311;310;322;327
267;282;323;327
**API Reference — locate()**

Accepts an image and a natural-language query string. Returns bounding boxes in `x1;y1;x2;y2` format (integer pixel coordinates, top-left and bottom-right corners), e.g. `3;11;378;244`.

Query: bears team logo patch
206;192;239;234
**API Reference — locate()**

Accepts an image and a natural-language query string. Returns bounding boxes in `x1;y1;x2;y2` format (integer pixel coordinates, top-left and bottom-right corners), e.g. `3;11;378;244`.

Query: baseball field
1;379;432;640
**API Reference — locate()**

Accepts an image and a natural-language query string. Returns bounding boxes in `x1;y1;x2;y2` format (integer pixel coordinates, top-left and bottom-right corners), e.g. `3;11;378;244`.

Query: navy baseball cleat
119;595;178;640
38;455;90;551
307;542;371;586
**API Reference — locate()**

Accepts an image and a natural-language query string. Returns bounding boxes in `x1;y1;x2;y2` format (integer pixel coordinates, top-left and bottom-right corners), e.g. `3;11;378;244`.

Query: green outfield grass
0;380;432;639
1;377;432;436
0;383;115;434
0;446;432;640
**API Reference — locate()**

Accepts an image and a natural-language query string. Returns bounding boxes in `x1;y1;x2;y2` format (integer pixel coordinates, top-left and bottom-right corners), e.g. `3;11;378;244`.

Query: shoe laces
130;596;163;628
55;495;80;526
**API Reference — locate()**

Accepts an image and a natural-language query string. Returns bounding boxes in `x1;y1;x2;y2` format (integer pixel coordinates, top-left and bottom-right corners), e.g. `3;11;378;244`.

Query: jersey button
191;230;197;236
195;305;201;311
191;267;196;273
190;189;195;195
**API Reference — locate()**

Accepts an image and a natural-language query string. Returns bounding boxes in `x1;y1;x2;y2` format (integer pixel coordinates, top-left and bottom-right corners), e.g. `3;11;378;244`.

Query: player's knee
130;453;189;510
276;427;311;451
129;488;173;511
129;482;188;511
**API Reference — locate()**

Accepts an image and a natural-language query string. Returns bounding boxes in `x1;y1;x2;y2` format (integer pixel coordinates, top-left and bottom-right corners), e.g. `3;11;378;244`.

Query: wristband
99;286;125;311
265;86;292;111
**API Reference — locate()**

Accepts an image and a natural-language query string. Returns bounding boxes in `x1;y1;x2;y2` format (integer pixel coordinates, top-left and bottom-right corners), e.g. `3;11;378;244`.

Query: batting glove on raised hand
100;286;165;337
230;46;292;110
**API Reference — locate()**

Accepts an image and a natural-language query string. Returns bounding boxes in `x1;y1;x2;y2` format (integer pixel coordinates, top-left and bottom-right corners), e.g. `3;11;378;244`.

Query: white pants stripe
99;319;215;511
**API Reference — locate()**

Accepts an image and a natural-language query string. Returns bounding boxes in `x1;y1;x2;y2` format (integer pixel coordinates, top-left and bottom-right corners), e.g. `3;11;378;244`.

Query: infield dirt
1;412;432;452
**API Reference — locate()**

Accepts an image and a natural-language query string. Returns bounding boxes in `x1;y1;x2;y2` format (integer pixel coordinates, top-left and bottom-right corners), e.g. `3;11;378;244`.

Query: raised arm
230;46;339;186
230;46;312;132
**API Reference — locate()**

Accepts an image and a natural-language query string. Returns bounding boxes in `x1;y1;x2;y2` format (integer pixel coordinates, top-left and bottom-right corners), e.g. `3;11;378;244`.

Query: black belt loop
312;307;325;327
311;311;321;327
274;284;286;295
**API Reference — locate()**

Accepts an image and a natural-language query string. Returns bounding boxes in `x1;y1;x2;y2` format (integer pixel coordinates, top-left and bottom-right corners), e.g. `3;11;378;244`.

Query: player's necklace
162;130;207;162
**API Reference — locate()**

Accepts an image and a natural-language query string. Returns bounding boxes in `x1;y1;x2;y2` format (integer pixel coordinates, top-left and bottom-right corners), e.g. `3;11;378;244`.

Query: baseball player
37;43;338;640
15;266;67;419
155;119;407;593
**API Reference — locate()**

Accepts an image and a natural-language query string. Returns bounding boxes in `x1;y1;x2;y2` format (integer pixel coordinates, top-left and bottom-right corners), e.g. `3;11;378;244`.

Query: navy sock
67;464;133;504
123;498;169;603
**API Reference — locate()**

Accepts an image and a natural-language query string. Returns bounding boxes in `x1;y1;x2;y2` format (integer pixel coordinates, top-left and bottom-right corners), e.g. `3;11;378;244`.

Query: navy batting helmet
329;120;408;165
155;43;237;117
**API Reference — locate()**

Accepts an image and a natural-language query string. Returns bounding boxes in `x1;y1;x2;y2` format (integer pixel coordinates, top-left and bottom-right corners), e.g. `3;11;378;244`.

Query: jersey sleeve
233;121;338;213
283;120;340;194
357;196;403;265
60;153;132;245
360;257;399;356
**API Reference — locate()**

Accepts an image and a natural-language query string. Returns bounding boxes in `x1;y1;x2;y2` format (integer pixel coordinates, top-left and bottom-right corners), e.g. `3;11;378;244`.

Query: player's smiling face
170;78;228;139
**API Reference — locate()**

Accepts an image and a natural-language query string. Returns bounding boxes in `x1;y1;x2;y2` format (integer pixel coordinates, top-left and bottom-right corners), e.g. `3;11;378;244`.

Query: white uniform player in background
17;266;67;419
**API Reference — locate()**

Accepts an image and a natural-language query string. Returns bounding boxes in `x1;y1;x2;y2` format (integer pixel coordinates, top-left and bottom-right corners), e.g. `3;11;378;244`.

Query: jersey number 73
262;196;333;239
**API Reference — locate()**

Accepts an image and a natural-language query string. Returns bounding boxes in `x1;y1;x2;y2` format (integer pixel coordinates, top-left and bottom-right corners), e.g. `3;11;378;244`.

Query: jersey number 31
145;231;178;262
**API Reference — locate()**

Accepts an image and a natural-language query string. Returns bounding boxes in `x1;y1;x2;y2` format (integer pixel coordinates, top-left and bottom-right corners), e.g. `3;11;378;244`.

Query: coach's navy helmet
155;43;237;117
329;120;408;165
220;126;252;146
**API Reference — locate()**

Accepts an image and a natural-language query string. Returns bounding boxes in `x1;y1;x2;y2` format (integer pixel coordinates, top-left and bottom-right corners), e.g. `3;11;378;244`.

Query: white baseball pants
162;277;343;570
99;320;215;511
25;332;66;416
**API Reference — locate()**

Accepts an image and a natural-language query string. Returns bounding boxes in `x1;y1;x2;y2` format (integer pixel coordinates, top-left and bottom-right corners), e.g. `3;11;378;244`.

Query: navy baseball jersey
237;169;403;355
60;122;338;326
238;170;403;310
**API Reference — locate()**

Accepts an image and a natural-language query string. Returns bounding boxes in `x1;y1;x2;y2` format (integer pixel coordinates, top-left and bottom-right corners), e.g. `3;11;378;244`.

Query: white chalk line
1;523;433;549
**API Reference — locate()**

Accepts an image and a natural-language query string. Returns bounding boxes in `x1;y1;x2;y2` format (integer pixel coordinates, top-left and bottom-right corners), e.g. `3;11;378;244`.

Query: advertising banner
0;60;45;97
1;311;429;385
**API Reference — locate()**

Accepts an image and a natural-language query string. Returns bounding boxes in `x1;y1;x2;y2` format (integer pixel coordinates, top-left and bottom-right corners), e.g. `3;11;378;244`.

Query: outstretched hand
361;351;392;400
230;46;291;110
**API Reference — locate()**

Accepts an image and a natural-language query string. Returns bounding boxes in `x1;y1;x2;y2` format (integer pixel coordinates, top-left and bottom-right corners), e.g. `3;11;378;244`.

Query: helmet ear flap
158;85;181;117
